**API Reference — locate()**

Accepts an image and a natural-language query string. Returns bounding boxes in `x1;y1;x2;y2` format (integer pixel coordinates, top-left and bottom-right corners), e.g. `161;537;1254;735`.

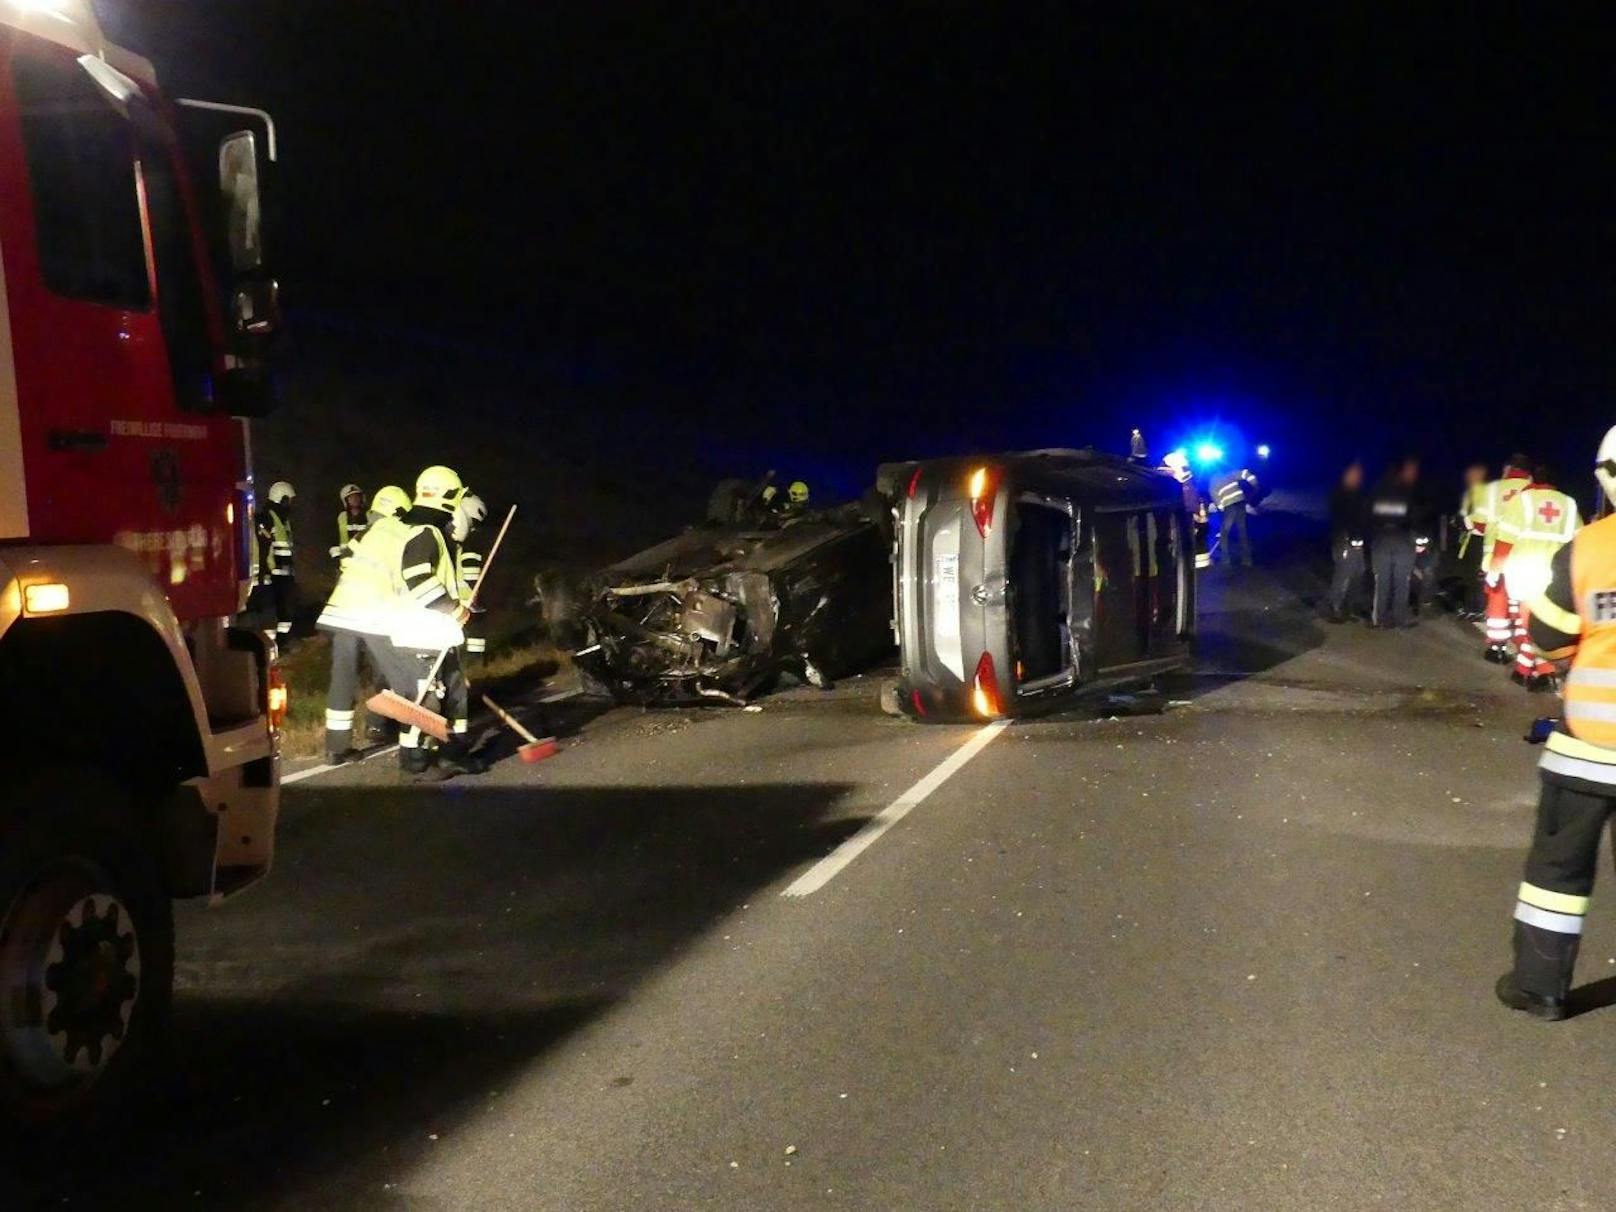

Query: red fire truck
0;1;284;1124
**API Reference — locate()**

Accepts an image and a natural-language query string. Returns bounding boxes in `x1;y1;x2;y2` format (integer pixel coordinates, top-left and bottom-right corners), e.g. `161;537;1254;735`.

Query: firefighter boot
436;739;489;778
1495;973;1568;1022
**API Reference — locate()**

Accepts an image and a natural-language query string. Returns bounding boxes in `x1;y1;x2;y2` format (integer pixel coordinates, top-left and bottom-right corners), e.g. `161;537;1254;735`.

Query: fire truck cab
0;0;283;1125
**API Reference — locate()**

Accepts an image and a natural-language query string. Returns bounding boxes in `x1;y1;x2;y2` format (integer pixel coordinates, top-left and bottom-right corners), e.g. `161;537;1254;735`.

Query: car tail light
267;667;288;731
967;466;997;537
971;651;1001;718
907;466;924;499
910;688;928;717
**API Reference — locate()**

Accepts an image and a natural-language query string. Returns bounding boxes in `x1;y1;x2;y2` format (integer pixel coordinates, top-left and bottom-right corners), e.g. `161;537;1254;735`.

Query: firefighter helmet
414;465;465;512
1597;427;1616;508
339;483;364;507
788;480;810;505
267;480;295;504
371;484;410;518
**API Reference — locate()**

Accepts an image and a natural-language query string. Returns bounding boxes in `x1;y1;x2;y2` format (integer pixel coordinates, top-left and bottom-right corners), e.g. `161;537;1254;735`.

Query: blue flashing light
1256;443;1271;459
1194;442;1224;466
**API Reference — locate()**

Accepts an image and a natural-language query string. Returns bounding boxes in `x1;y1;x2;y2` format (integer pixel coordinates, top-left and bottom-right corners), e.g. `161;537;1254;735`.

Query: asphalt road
18;515;1616;1210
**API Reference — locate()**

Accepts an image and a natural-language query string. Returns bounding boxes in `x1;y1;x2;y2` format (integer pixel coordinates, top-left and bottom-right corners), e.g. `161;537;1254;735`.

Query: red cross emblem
1539;499;1562;525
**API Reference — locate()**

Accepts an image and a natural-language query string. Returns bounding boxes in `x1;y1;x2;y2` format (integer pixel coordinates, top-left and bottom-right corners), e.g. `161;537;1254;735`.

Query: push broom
367;503;517;743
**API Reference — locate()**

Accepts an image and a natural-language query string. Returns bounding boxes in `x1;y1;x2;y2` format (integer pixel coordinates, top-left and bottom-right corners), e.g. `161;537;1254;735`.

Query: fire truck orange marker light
23;582;69;614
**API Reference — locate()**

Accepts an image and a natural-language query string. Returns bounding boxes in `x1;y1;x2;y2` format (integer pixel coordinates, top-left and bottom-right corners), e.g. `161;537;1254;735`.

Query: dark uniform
1327;481;1367;620
1498;516;1616;1018
250;498;296;644
1368;472;1417;628
395;505;475;770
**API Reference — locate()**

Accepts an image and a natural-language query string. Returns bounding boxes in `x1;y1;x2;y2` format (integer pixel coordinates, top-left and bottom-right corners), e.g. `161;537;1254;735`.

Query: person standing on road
1495;466;1581;692
251;480;297;647
1162;451;1210;570
1210;467;1259;567
451;491;489;667
1496;426;1616;1020
1456;462;1490;620
1129;428;1148;463
331;483;370;562
1469;455;1534;663
1327;460;1367;622
1368;456;1419;629
315;484;411;762
389;465;486;778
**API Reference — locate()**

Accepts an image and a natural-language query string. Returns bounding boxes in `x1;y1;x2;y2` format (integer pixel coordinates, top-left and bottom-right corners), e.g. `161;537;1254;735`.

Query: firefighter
1456;462;1490;620
1468;455;1533;663
389;465;485;777
253;480;297;646
780;480;811;520
1496;425;1616;1019
452;491;489;665
330;483;369;561
1326;460;1367;623
1209;467;1259;566
1368;456;1419;629
1162;451;1209;570
315;483;411;762
1495;466;1581;691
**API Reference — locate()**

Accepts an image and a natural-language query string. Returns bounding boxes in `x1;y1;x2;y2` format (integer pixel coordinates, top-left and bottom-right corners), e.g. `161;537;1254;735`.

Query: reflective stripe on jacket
1532;515;1616;786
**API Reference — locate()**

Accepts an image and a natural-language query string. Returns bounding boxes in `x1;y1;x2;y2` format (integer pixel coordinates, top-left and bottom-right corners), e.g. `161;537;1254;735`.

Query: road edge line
781;719;1010;899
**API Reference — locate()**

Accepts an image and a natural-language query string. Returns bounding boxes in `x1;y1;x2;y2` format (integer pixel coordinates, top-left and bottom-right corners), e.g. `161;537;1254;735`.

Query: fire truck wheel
0;768;174;1129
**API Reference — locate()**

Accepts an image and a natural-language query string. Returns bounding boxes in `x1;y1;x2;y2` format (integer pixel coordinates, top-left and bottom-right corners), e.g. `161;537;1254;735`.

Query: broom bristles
366;690;451;742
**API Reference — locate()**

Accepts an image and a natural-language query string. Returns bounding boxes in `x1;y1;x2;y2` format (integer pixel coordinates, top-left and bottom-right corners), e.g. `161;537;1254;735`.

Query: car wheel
0;769;173;1130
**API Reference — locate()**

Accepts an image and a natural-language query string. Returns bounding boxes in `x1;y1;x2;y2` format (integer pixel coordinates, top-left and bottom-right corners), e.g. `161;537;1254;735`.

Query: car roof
878;449;1184;511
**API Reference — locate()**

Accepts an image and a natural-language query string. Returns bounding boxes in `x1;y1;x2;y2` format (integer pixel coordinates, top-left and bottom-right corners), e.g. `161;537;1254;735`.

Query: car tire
0;767;173;1133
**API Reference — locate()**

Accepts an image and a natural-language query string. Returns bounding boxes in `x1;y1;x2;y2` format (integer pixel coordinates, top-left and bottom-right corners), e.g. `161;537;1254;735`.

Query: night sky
105;2;1612;487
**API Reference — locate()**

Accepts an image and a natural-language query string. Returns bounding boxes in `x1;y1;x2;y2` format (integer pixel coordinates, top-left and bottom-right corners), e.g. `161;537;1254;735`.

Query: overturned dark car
536;494;893;706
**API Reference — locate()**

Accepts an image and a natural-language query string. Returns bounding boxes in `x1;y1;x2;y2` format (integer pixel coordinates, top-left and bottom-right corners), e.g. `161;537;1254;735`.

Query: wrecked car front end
548;505;893;706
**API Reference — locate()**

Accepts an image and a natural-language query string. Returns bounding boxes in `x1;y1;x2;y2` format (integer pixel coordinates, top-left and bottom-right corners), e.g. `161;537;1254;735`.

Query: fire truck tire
0;767;174;1131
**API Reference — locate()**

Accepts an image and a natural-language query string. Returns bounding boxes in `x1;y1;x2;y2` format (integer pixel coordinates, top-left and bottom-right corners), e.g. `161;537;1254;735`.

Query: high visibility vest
1212;474;1248;511
267;507;294;577
337;511;369;548
456;545;484;601
1498;484;1578;592
398;523;461;607
1476;474;1530;565
1543;516;1616;779
316;514;412;635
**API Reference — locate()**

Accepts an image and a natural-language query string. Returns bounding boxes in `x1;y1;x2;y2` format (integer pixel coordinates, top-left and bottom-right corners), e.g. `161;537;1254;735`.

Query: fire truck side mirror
219;130;265;275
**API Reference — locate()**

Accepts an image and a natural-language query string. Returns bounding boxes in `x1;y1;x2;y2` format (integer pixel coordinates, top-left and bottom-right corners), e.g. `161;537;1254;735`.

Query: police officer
391;465;485;778
331;483;369;561
315;484;410;762
1368;456;1419;629
1209;467;1259;566
253;480;297;646
1327;460;1367;623
1496;426;1616;1020
452;491;489;665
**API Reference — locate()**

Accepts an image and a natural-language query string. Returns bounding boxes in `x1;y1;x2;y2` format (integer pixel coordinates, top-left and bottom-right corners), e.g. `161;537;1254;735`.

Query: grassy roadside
277;607;566;759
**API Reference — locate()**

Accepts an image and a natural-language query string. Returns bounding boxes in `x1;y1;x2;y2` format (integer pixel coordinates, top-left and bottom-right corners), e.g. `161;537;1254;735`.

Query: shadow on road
11;781;864;1209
